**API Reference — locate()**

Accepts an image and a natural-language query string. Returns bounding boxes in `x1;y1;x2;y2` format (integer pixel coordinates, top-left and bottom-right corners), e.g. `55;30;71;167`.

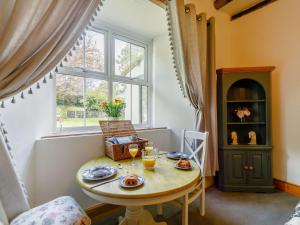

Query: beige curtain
167;0;218;176
0;0;101;101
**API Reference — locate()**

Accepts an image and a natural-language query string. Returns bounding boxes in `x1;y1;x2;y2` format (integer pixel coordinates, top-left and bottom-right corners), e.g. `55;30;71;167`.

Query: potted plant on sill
99;98;126;120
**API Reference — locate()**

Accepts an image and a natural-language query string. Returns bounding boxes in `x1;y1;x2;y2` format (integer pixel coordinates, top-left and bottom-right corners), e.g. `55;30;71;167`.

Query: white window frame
55;24;152;132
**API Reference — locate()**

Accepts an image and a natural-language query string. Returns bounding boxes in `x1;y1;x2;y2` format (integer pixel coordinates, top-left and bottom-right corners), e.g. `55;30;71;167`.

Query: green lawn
56;105;106;128
57;117;106;128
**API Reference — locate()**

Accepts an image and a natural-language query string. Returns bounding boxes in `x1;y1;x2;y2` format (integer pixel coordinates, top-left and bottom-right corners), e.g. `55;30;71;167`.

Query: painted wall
230;0;300;185
152;34;195;150
0;82;56;205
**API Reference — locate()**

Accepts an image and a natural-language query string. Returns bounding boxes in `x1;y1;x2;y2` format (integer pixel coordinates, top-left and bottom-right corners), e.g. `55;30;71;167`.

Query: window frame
55;25;152;132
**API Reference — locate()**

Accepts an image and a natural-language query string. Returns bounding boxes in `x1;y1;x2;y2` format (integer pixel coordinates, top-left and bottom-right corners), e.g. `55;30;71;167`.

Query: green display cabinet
216;67;275;192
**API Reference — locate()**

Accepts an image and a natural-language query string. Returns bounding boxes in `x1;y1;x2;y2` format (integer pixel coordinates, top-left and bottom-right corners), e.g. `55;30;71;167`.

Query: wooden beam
149;0;166;9
231;0;278;20
214;0;233;10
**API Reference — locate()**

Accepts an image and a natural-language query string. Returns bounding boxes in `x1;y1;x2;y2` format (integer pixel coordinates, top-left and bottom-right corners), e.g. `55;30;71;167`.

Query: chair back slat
180;129;209;178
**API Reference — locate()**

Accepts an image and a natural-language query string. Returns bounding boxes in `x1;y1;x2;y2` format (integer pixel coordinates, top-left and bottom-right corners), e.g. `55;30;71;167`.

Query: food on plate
124;174;138;186
177;159;191;168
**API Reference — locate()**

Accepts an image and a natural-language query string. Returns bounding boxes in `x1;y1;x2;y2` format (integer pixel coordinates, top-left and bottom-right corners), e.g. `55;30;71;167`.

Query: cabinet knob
249;166;254;171
244;165;249;170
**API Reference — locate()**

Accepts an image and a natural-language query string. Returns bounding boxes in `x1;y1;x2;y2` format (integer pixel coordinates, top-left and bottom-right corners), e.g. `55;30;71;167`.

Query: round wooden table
77;155;200;225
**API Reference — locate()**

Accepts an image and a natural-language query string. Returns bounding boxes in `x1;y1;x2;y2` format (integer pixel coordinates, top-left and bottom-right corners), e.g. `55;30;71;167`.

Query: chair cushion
285;202;300;225
0;200;8;225
10;196;90;225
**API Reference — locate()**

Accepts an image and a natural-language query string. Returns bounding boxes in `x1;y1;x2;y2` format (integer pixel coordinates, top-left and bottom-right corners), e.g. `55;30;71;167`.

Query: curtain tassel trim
0;120;30;202
165;1;186;98
0;0;105;109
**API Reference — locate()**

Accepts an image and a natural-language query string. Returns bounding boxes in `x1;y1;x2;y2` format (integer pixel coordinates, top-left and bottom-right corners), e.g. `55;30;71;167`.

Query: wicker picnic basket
99;120;148;161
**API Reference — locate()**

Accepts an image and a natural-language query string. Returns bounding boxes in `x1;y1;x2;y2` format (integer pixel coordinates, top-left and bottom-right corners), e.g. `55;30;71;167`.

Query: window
56;27;151;130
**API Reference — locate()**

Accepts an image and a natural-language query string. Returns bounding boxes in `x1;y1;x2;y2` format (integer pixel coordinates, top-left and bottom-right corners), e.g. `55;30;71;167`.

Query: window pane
132;85;141;124
85;30;105;72
142;86;148;124
114;39;130;77
113;82;131;120
64;39;84;68
131;44;145;80
85;78;108;126
56;74;84;128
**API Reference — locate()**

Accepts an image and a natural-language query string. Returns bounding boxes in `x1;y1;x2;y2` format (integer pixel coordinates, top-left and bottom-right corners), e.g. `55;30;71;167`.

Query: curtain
0;0;101;218
167;0;218;176
0;0;101;101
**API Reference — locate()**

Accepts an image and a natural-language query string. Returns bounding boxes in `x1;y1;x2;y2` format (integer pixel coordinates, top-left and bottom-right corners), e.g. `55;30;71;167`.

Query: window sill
41;127;168;139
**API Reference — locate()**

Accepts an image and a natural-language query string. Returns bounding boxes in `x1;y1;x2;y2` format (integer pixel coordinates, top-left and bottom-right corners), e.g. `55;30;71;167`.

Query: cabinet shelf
227;99;265;103
227;122;266;125
217;67;274;192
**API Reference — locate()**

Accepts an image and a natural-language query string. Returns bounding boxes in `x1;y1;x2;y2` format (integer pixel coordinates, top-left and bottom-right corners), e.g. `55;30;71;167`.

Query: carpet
93;187;299;225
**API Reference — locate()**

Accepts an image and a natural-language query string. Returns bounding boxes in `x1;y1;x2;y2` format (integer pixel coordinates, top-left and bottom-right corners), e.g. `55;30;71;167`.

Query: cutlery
90;177;121;189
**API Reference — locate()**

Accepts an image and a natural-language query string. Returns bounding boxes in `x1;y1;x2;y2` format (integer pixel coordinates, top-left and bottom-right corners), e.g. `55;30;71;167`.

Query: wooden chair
181;129;208;225
157;129;208;225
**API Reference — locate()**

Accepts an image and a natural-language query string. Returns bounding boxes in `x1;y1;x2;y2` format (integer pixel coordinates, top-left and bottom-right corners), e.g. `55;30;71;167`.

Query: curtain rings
196;14;202;21
185;6;190;13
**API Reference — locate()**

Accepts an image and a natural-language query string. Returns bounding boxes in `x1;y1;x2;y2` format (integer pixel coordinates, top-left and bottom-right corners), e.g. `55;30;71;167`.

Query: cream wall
152;34;195;150
230;0;300;185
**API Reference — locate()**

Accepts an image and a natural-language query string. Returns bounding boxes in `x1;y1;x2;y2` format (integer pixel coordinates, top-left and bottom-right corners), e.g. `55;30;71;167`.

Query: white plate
119;176;144;188
167;151;191;160
82;166;117;181
173;162;193;170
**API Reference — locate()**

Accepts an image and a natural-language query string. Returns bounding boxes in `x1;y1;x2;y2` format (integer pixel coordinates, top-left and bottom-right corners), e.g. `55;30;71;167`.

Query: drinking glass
129;144;138;166
145;141;154;151
142;148;156;170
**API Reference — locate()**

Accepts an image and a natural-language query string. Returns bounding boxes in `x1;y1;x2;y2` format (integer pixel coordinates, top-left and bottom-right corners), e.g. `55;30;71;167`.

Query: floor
94;187;299;225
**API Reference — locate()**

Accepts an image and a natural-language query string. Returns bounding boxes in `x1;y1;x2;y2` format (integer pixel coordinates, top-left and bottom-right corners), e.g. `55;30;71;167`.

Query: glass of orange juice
142;149;156;170
129;144;139;166
145;141;154;152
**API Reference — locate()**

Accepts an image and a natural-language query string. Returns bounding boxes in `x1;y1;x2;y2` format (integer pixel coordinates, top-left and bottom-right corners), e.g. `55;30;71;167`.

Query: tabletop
77;155;201;200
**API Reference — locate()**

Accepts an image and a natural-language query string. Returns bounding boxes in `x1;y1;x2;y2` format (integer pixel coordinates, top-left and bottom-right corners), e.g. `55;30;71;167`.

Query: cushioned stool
10;196;90;225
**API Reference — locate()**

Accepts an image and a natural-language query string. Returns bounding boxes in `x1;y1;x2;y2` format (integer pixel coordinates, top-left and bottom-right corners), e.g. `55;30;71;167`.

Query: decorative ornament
21;92;25;99
235;107;251;122
1;101;5;108
231;131;238;145
28;88;33;94
11;97;16;104
36;83;40;89
43;77;47;84
248;131;257;145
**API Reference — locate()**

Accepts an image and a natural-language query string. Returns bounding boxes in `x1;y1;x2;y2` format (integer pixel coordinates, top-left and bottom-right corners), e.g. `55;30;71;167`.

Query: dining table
76;154;201;225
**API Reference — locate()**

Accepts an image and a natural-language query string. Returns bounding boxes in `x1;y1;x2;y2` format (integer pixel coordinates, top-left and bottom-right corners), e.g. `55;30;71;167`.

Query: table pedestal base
119;206;166;225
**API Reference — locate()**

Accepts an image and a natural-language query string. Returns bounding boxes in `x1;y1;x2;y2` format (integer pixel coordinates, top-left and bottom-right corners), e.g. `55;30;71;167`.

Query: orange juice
129;148;138;157
142;157;156;169
145;146;154;151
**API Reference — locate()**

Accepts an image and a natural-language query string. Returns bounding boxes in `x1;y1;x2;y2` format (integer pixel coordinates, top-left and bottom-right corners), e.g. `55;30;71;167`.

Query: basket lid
99;120;137;138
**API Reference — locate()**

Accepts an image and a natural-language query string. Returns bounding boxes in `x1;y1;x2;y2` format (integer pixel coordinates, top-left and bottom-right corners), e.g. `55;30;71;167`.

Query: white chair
157;129;208;225
0;123;91;225
180;129;208;225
